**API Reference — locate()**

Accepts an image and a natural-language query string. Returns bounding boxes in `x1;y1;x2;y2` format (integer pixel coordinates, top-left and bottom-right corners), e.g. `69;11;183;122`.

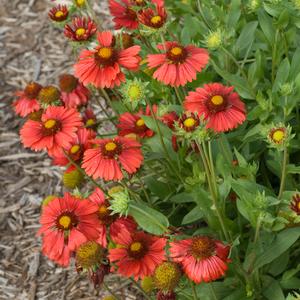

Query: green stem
128;277;152;300
174;87;182;103
208;283;218;300
190;281;198;300
102;282;121;300
278;147;288;199
271;29;279;83
94;95;117;126
254;214;262;244
100;88;118;116
136;175;151;205
196;0;211;29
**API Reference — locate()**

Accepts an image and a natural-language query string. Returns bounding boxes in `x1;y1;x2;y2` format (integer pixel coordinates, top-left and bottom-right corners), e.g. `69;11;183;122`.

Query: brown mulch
0;1;140;299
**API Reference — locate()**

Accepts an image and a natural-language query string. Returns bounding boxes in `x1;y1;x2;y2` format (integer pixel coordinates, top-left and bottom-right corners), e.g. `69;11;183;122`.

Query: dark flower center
24;82;42;99
101;141;122;158
98;202;116;225
207;94;227;113
56;212;78;230
128;240;147;259
190;236;215;260
42;119;61;136
59;74;78;93
94;47;117;66
166;46;188;64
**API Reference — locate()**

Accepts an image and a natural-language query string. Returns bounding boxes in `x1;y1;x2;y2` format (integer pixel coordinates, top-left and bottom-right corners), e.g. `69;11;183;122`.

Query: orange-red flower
64;17;97;42
147;41;209;87
138;4;167;29
82;136;143;181
169;236;230;283
20;106;82;156
48;4;69;22
109;229;166;279
74;31;141;88
161;111;179;130
184;83;246;132
38;193;100;267
13;82;42;117
59;74;90;108
89;188;137;247
117;105;157;138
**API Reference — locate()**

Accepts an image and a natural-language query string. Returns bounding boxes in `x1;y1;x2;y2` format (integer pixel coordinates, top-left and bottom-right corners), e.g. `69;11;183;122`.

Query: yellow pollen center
44;119;57;129
98;47;112;59
136;119;145;127
70;144;80;154
128;85;141;99
75;28;86;36
183;117;196;128
99;205;108;214
76;0;85;6
170;47;182;56
86;119;95;127
105;142;117;151
55;11;64;18
151;15;162;24
272;129;285;142
211;95;224;106
130;242;142;252
59;215;71;229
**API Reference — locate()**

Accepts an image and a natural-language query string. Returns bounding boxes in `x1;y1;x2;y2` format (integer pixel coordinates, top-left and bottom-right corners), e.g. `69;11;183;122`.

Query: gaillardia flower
184;83;246;132
13;82;42;117
74;31;141;88
88;187;137;246
147;41;209;87
109;229;166;279
20;106;82;156
138;4;167;31
82;136;143;181
48;5;69;22
64;17;97;42
59;74;90;108
170;236;230;283
290;194;300;215
38;85;61;107
38;193;100;266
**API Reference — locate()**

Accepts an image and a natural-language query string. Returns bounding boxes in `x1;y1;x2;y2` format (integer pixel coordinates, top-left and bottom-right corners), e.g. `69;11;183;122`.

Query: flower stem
94;95;116;126
271;29;279;83
208;283;218;300
278;147;288;199
190;281;198;300
102;282;121;300
128;277;152;300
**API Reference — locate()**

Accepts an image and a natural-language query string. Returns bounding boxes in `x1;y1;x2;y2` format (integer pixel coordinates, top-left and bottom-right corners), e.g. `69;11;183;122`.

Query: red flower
109;229;166;279
82;108;97;129
48;4;69;22
117;105;157;138
147;41;209;87
64;17;97;42
38;193;100;266
74;31;141;88
184;83;246;132
89;188;137;247
161;111;179;130
82;136;143;181
51;127;95;167
290;194;300;215
13;82;42;117
20;106;82;156
169;236;230;283
138;4;167;29
59;74;90;108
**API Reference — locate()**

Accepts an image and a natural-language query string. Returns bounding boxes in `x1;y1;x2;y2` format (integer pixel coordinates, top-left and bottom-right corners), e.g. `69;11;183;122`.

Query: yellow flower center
136;118;145;127
130;242;142;252
154;262;181;291
105;142;117;151
183;117;196;128
55;11;64;18
128;85;141;100
298;202;300;210
170;47;182;56
86;118;96;127
150;15;162;24
272;129;285;143
99;205;108;214
75;28;86;36
44;119;57;129
76;0;86;6
211;95;224;106
70;144;80;154
58;215;71;229
98;47;112;59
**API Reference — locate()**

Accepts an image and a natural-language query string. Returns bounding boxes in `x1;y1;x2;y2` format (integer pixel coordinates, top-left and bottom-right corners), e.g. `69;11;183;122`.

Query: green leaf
262;276;285;300
254;227;300;270
182;205;203;224
273;58;290;92
129;202;169;235
289;47;300;79
258;9;275;44
235;21;258;53
144;177;171;199
142;115;172;138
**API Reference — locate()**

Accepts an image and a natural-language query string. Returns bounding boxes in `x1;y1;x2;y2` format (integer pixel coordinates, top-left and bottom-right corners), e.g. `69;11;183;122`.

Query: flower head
290;194;300;215
38;85;61;108
205;30;223;50
74;31;141;88
75;241;104;269
13;82;42;117
82;108;97;129
170;236;230;283
157;291;176;300
184;83;246;132
63;168;84;189
74;0;86;8
20;106;82;156
147;41;209;87
109;188;131;216
59;74;90;108
48;5;69;22
38;193;100;266
82;136;143;181
64;17;97;42
109;229;167;279
266;123;292;150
